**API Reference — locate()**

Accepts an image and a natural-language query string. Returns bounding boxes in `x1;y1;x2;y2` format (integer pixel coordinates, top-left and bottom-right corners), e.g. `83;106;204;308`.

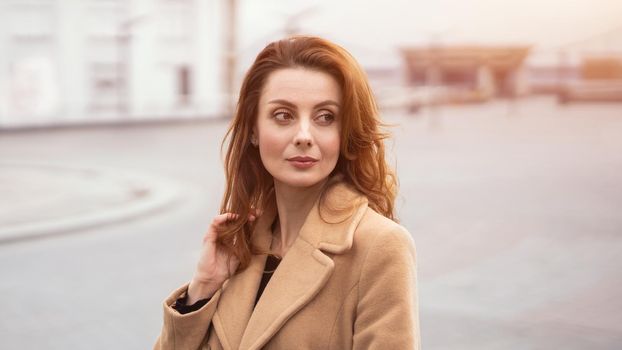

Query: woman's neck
272;178;328;257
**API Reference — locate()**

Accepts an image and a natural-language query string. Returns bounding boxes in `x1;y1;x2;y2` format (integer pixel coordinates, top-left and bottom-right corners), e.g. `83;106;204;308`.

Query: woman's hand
186;212;256;305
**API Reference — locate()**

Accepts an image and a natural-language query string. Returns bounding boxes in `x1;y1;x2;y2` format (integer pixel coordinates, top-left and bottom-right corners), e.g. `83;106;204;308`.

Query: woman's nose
294;121;313;147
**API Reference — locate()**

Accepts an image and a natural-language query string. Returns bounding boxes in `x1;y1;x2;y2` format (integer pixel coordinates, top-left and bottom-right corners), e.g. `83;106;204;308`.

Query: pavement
0;161;181;244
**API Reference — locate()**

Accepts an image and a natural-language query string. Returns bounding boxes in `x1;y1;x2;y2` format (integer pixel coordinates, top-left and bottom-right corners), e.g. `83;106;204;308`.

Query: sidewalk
0;161;181;243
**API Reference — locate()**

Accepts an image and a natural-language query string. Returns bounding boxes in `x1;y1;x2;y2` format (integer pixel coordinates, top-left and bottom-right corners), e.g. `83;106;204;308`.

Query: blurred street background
1;0;621;349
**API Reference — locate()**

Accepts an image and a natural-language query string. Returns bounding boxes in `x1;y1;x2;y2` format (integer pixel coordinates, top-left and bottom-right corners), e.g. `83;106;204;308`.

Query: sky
238;0;622;66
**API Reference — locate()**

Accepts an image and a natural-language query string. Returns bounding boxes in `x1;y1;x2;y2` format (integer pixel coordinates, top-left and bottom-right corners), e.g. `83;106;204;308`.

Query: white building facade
0;0;228;128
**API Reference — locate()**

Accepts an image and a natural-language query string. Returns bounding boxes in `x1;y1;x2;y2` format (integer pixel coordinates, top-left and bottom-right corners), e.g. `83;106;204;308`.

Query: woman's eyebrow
267;99;341;109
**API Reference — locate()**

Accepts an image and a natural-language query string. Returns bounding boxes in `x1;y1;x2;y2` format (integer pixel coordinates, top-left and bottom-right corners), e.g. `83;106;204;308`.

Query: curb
0;161;183;244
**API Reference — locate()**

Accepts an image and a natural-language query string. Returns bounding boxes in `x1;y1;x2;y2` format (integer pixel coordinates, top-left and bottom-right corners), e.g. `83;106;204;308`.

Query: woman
155;35;420;350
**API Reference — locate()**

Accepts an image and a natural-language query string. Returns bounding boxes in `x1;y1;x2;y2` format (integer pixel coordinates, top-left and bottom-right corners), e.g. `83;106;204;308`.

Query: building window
178;65;192;104
89;63;124;111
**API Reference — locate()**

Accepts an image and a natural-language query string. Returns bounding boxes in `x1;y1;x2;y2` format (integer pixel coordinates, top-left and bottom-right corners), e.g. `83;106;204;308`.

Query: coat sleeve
353;226;421;350
154;283;222;350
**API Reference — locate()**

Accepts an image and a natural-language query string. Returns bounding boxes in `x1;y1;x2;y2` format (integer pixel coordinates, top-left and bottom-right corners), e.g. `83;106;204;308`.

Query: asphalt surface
1;97;621;349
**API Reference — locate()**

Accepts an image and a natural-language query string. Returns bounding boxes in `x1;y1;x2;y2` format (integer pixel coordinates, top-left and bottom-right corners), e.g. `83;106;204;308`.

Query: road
1;97;621;349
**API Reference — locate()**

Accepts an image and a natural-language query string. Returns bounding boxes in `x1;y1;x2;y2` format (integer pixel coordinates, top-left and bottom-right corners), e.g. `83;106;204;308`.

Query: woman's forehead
259;68;342;107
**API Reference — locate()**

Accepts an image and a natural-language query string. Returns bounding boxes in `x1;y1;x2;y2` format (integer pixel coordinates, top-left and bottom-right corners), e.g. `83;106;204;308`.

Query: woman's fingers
204;212;246;243
205;210;262;242
213;210;262;225
248;208;263;222
211;213;239;226
204;213;236;243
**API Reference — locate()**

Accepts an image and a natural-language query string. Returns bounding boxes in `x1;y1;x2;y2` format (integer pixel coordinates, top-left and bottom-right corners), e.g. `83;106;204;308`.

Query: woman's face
255;67;342;189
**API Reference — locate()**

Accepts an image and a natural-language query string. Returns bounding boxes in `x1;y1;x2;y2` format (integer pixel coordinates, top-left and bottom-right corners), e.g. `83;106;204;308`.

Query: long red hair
219;36;397;270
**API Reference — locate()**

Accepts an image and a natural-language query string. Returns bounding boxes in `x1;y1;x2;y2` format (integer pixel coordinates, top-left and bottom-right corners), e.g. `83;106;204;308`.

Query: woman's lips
287;156;318;169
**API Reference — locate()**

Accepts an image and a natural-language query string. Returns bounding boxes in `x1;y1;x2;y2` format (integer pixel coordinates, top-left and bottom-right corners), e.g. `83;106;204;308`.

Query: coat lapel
238;234;335;350
238;178;369;350
212;201;275;350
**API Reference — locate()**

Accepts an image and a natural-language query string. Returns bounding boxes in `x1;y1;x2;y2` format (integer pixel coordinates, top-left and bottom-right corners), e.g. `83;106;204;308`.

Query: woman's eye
274;111;293;122
316;113;335;124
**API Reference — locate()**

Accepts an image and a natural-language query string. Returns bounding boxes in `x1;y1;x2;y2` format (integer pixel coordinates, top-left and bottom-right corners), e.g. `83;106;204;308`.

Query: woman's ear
251;126;259;146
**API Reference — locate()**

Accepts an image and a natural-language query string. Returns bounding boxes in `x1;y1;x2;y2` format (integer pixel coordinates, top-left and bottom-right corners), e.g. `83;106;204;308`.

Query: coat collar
212;176;369;350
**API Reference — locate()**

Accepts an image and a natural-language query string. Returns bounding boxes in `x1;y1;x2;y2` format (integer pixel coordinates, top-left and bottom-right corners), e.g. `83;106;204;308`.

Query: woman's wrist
186;277;221;304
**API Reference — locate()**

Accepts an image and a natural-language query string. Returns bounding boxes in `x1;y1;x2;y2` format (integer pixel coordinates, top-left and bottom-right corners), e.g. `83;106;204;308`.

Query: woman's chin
273;173;330;190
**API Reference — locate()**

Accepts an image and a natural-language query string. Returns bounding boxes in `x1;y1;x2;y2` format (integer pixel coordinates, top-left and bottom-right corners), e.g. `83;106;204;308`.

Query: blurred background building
2;1;622;129
527;25;622;102
0;0;227;128
395;45;530;111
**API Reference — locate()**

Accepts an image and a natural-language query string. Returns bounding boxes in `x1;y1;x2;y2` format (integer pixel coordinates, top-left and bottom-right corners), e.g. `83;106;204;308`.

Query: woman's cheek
259;129;289;169
321;130;341;159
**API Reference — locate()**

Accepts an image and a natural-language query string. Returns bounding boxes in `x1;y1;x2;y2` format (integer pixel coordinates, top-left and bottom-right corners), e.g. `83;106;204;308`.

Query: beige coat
155;180;420;349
